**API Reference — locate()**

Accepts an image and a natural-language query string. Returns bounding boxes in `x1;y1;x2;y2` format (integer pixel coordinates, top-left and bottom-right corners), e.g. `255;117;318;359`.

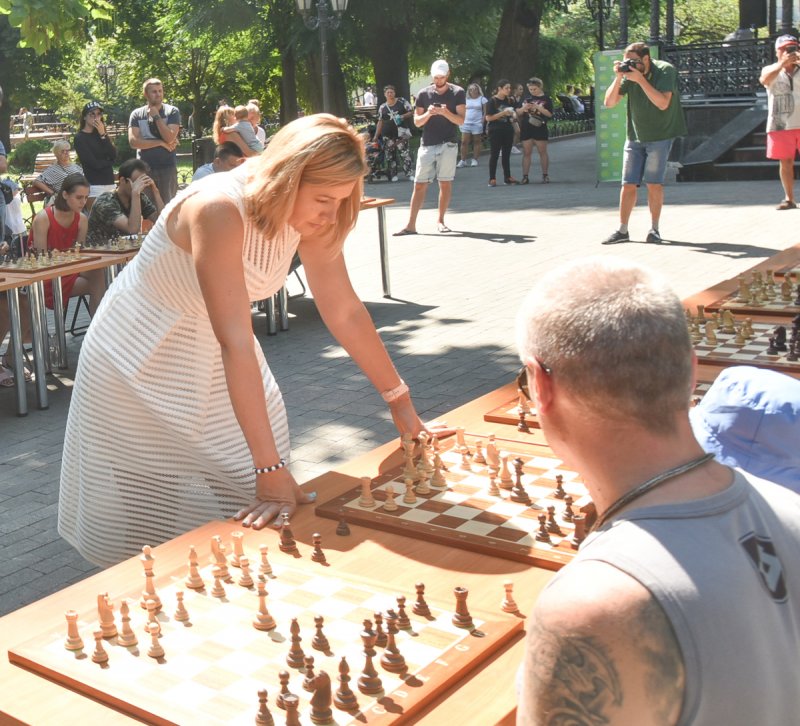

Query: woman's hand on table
234;468;316;530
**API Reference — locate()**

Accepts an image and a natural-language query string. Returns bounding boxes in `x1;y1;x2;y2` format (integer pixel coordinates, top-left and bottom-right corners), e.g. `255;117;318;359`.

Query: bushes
113;133;136;163
8;139;52;173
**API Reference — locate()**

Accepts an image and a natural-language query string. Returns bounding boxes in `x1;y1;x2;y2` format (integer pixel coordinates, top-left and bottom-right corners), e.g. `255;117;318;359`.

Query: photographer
759;35;800;210
602;42;686;244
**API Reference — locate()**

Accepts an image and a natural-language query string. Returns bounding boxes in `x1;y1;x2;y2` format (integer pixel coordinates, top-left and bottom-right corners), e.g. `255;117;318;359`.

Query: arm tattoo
529;623;622;726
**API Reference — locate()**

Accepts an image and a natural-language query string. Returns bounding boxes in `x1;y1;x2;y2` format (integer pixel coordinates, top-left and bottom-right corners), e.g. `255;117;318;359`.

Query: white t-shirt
463;95;487;127
765;68;800;132
364;91;376;106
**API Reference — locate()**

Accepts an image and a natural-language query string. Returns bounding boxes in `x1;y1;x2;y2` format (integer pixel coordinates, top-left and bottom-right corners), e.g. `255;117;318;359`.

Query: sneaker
470;159;478;167
776;199;797;210
488;179;497;187
521;175;529;185
505;177;519;185
645;229;662;244
456;160;466;168
391;175;399;182
602;230;629;244
510;146;522;154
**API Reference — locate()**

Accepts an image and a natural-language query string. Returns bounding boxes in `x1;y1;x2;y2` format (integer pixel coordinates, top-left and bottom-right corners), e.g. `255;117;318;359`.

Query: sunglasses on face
516;359;552;401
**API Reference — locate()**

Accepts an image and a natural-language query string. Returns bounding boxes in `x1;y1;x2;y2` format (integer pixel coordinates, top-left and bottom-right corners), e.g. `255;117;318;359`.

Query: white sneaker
391;175;398;182
470;158;478;167
456;160;465;168
510;146;522;154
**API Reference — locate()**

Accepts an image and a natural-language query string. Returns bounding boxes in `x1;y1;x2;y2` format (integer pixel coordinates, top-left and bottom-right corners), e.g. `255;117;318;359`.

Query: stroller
365;135;415;183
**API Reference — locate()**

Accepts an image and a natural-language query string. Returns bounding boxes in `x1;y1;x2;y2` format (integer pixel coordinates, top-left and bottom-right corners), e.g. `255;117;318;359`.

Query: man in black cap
74;101;118;210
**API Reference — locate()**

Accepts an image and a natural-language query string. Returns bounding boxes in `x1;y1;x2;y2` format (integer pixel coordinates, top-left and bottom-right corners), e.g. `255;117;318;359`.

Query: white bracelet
381;380;409;403
254;459;287;474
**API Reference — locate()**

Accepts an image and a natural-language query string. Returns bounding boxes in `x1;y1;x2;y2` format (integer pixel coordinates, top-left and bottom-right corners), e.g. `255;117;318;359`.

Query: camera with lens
618;59;637;72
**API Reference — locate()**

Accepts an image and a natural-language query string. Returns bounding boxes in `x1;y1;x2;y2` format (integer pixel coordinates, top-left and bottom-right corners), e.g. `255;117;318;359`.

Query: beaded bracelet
254;459;287;475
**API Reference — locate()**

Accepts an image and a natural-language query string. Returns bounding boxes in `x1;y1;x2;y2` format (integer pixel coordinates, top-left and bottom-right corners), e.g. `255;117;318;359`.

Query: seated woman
32;139;83;206
29;173;106;315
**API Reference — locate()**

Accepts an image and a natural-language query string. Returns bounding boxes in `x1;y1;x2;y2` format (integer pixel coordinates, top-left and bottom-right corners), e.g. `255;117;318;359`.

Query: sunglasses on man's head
516;359;552;401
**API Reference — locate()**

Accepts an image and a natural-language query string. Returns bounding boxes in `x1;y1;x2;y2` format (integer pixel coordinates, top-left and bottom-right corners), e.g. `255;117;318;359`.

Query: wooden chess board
7;524;520;726
0;254;100;273
693;321;799;373
86;237;144;254
704;270;800;318
316;435;594;571
485;381;715;429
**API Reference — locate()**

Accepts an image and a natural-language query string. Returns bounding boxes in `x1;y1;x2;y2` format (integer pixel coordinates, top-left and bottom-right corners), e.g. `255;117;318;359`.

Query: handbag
0;181;13;205
528;114;544;128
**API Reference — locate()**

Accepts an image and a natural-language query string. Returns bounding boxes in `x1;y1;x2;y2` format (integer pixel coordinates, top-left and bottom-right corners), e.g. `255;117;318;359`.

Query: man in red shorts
760;34;800;210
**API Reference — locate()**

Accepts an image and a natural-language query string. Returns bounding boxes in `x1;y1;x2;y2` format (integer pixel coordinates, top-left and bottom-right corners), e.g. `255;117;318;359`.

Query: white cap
430;59;449;77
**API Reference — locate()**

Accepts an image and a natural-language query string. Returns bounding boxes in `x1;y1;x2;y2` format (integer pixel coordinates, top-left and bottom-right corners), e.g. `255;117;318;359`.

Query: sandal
505;177;520;185
542;174;550;183
437;223;452;233
488;179;497;187
392;228;418;236
1;353;32;382
0;366;14;388
776;199;796;210
521;175;529;184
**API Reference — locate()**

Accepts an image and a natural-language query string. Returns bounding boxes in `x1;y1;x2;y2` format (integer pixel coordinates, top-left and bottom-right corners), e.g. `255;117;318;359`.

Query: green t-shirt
87;190;157;245
620;59;687;142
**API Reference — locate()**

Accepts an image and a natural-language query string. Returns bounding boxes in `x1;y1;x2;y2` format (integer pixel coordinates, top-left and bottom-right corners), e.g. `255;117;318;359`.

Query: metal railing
662;38;774;98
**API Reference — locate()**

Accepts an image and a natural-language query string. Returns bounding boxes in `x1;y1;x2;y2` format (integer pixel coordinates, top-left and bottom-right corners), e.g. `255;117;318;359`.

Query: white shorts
459;123;483;136
89;184;116;199
414;142;459;183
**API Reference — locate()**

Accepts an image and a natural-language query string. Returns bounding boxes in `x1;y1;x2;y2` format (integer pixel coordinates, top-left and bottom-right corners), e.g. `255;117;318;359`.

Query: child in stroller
365;135;414;183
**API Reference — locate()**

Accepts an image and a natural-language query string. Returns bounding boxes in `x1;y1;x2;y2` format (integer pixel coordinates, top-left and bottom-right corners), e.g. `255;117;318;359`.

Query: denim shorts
414;142;459;183
621;138;674;185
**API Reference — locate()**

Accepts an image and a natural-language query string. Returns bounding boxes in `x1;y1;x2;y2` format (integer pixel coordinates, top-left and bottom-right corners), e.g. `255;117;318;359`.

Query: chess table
0;384;551;725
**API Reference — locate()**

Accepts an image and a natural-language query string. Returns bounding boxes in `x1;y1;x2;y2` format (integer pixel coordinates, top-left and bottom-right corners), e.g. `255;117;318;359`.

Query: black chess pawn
276;670;293;710
336;518;351;536
553;474;566;499
334;656;359;711
787;337;799;362
535;513;552;543
373;612;388;648
766;336;779;356
563;494;575;522
255;688;274;726
302;655;316;692
546;505;563;535
517;408;530;433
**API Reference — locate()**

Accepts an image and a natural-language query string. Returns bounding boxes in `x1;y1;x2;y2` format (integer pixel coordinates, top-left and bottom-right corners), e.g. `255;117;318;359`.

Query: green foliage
7;138;50;172
113;131;135;163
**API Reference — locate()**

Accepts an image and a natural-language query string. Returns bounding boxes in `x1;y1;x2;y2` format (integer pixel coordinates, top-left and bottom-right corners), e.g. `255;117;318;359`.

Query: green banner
593;46;660;183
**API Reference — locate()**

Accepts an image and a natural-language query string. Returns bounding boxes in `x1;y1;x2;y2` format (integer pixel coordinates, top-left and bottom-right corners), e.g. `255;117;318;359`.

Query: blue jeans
621;138;673;185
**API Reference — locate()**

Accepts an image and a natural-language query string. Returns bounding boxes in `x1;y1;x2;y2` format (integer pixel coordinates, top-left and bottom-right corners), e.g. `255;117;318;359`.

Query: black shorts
520;119;549;142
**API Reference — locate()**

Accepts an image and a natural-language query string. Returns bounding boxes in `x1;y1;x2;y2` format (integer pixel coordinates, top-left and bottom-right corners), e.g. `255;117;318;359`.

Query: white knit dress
58;164;299;568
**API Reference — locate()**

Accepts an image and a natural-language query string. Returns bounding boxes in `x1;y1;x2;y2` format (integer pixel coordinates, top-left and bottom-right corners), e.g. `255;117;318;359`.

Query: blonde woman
458;83;487;167
32;139;83;204
59;115;439;567
212;105;235;145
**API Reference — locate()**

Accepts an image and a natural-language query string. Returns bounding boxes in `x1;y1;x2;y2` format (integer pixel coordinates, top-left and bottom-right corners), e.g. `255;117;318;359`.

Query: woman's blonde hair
212;105;234;144
52;138;71;154
244;114;367;253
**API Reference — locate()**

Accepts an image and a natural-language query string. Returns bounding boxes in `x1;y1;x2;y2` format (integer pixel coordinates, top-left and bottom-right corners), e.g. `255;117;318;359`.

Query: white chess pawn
383;484;399;511
403;478;417;504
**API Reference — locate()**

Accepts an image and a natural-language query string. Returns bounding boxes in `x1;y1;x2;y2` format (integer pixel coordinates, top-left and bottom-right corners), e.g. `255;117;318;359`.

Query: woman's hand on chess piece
235;468;316;530
389;395;454;441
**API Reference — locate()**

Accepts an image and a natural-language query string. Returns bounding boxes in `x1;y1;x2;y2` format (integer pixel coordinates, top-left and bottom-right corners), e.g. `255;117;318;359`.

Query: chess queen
59;115;442;567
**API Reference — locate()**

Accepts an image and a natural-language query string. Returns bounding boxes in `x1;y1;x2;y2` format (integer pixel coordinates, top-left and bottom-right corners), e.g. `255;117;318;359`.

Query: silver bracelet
254;459;287;475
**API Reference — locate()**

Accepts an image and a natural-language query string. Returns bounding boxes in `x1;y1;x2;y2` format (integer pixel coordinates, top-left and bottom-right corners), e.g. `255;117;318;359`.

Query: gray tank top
563;470;800;726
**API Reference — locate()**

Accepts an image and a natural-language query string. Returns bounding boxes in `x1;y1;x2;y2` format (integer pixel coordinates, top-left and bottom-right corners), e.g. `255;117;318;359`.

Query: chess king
514;256;800;725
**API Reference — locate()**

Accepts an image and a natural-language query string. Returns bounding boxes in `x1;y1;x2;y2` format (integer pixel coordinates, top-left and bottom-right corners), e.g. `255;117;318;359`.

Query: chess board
703;269;800;318
485;381;715;428
693;321;800;373
8;526;520;726
86;237;144;254
0;254;100;274
316;435;594;571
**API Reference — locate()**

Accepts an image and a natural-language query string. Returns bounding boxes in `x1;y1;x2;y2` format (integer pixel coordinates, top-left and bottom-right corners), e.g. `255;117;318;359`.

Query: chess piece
312;615;330;652
452;587;474;630
230;530;245;567
238;555;254;587
255;688;275;726
309;670;333;724
571;514;587;549
499;453;513;489
310;533;327;564
302;655;316;692
488;474;500;496
382;484;399;512
380;610;407;673
210;535;232;582
358;476;376;508
185;545;205;589
373;612;388;647
286;617;305;668
258;544;273;576
173;590;190;622
704;321;717;345
276;670;292;709
139;545;162;611
720;309;736;334
211;575;226;599
64;610;84;651
117;600;138;647
502;580;519;614
455;426;466;449
546;505;563;535
144;598;161;636
401;432;417;481
282;694;301;726
357;622;383;695
473;440;486;464
554;474;566;499
146;622;164;659
416;471;432;495
253;580;277;631
766;336;779;356
563;494;574;522
535;513;552;543
430;456;447;488
334;656;359;711
774;325;788;352
97;593;117;638
734;325;746;345
403;477;417;503
336;518;351;536
486;434;500;471
395;595;411;629
279;513;299;554
91;631;109;664
510;458;531;504
412;582;431;617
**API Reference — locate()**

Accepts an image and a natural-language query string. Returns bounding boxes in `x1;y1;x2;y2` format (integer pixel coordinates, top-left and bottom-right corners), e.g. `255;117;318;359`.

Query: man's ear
527;359;553;413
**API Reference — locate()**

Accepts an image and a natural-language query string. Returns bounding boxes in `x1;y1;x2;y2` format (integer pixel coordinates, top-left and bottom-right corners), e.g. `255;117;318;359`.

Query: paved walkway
0;134;796;615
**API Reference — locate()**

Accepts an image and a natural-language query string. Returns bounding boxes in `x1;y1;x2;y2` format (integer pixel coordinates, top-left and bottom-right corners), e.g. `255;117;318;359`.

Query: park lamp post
296;0;348;113
586;0;615;51
97;61;116;103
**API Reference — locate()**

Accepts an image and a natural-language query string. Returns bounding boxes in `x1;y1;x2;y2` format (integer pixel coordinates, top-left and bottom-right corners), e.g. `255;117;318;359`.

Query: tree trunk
280;45;299;125
490;0;545;86
363;20;412;105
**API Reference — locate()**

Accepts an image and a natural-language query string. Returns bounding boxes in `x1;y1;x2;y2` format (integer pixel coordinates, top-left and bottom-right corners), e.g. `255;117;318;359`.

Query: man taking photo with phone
602;42;686;245
760;34;800;210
